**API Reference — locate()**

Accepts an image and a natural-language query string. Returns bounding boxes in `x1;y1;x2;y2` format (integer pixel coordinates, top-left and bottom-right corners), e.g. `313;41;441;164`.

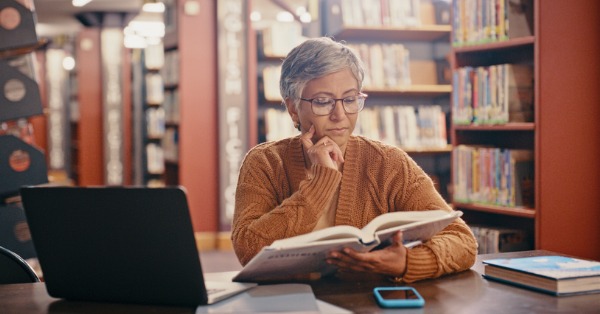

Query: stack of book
483;255;600;296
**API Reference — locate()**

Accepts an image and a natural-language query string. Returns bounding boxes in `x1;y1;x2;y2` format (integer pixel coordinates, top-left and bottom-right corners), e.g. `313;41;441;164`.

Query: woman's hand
300;125;344;171
326;231;408;277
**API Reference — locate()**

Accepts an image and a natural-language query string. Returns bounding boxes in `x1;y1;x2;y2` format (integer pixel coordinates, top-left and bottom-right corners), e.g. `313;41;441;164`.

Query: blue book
483;255;600;296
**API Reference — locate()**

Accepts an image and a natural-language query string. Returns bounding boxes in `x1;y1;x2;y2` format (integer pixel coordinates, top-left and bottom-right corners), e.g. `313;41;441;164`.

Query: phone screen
377;289;419;300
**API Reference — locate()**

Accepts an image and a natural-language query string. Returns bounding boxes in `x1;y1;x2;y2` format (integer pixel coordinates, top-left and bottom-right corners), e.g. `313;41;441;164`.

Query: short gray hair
279;37;365;109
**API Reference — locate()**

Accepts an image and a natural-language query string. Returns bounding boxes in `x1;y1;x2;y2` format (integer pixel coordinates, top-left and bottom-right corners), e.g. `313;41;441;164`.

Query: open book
233;209;462;283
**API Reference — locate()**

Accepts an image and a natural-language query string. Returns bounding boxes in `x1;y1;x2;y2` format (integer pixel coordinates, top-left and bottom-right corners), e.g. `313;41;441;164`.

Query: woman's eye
314;98;332;106
343;97;357;104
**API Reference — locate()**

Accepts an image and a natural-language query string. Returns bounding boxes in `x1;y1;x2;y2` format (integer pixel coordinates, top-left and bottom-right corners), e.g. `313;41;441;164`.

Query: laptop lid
20;186;243;307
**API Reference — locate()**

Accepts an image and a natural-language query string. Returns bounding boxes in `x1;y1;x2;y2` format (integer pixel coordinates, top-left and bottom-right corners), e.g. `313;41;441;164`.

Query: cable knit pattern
232;135;477;282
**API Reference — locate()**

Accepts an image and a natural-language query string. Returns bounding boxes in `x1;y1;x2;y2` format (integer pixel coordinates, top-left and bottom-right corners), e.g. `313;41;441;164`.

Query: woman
232;37;477;283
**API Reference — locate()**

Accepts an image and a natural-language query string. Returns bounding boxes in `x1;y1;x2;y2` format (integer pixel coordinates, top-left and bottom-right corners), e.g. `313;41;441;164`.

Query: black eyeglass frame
300;92;368;116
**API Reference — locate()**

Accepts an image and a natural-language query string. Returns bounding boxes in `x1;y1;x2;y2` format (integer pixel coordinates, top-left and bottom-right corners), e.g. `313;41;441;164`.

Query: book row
260;22;305;58
470;225;531;254
146;107;165;139
452;0;533;46
162;127;179;163
163;89;180;124
356;105;447;149
337;0;423;28
345;43;411;90
452;63;533;125
453;145;534;208
142;127;178;172
144;42;165;70
145;142;164;175
145;73;164;105
161;49;179;87
262;104;448;151
260;43;412;102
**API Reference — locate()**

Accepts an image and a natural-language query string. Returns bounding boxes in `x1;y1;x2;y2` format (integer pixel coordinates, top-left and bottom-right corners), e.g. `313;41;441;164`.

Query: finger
300;125;315;149
315;137;344;164
331;143;345;163
391;230;403;247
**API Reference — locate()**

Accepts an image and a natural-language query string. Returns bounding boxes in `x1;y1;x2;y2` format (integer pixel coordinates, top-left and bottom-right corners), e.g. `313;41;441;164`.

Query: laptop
19;185;256;307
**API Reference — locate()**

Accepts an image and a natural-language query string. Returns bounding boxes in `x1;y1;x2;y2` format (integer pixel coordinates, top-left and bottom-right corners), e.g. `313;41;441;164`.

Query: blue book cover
484;255;600;280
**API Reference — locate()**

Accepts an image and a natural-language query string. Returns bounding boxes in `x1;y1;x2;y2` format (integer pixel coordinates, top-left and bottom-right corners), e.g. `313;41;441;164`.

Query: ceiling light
143;2;165;13
72;0;92;7
250;11;262;22
276;11;294;23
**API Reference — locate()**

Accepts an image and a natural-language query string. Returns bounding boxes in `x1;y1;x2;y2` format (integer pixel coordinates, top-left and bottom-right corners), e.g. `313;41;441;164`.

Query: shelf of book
158;0;219;238
450;0;600;260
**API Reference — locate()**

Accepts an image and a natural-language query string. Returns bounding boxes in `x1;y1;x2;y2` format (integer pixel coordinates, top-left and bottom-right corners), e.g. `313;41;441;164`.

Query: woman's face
287;69;360;153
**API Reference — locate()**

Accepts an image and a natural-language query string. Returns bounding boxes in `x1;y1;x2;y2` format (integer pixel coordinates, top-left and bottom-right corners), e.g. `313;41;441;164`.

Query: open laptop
19;185;256;307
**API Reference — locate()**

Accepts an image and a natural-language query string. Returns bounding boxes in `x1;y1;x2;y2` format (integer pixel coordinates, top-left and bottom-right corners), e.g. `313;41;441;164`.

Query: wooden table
0;250;598;313
310;250;600;313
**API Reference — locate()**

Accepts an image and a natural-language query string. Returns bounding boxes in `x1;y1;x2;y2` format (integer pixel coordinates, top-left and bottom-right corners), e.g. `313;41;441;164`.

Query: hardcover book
233;209;462;283
483;255;600;296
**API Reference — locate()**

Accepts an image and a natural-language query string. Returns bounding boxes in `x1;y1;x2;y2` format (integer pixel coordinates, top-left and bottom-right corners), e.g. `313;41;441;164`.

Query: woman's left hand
326;231;408;277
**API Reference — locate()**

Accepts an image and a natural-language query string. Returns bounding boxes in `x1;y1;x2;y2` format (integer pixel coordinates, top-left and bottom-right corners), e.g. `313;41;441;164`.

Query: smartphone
373;287;425;308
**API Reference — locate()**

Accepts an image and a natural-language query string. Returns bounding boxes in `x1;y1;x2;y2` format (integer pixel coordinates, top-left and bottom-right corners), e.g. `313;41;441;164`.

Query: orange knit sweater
232;135;477;282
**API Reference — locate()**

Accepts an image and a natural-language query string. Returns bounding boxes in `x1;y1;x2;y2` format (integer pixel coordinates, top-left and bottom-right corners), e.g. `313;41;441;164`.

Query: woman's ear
285;98;300;128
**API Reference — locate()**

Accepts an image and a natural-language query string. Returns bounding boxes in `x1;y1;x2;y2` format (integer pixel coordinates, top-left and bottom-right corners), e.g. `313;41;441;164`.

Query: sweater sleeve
388;150;478;283
232;148;342;265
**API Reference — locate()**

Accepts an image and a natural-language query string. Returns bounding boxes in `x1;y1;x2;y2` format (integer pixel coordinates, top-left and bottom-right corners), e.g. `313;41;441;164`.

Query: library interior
1;0;599;312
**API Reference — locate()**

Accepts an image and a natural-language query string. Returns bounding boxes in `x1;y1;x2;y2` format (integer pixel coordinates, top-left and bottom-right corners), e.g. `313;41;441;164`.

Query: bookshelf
160;0;220;244
450;0;600;260
131;44;167;186
320;0;454;200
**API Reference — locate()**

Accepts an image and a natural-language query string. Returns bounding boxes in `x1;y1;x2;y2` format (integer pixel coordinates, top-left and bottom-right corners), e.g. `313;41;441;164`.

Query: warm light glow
124;34;147;49
128;21;165;38
142;2;165;13
250;11;262;22
62;56;76;71
276;11;294;22
72;0;92;7
299;12;312;23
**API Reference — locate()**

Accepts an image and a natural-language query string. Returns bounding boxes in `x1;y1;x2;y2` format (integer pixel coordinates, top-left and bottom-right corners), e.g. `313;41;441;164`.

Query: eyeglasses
300;93;368;116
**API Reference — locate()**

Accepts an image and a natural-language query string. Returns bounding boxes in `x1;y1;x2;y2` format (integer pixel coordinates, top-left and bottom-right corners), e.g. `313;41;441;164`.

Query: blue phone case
373;287;425;308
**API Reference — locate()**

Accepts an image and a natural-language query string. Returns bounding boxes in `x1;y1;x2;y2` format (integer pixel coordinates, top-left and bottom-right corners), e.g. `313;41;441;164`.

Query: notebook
19;185;256;307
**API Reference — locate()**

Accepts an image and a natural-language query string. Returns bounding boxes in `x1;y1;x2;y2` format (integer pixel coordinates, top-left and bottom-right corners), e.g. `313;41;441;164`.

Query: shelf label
101;28;124;185
217;0;249;229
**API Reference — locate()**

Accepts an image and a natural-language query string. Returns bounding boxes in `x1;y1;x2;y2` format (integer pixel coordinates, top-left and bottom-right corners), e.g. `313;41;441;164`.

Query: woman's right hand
300;125;344;171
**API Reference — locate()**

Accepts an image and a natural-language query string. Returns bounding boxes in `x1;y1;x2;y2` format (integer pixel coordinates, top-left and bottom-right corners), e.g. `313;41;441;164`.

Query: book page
270;225;363;248
361;209;460;244
233;238;370;282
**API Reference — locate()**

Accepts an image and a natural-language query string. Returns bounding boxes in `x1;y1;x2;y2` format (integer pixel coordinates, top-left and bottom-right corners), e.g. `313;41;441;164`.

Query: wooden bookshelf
365;84;452;97
160;0;219;237
331;25;451;41
319;0;453;200
450;0;600;260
